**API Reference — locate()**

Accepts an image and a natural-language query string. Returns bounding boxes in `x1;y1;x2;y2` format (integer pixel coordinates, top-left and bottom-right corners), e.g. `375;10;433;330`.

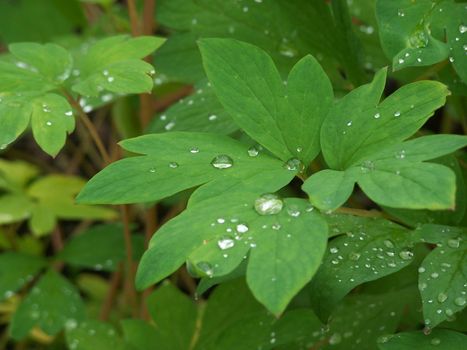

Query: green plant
0;0;466;349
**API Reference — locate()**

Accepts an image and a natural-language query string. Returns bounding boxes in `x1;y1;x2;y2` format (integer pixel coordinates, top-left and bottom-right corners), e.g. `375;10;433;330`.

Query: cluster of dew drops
395;5;467;66
418;234;466;329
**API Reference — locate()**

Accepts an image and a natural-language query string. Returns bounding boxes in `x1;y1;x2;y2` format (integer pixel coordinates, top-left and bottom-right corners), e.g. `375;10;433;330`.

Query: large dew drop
218;237;235;250
211;154;234;169
254;194;283;215
409;28;429;48
284;158;303;171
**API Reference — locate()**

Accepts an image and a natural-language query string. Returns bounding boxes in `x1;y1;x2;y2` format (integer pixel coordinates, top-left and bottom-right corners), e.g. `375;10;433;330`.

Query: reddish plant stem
126;0;141;36
153;86;193;112
100;264;123;320
51;226;65;271
142;0;156;35
120;205;139;317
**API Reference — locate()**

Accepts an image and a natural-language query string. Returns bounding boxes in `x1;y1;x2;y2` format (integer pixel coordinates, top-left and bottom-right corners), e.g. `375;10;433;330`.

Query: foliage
0;0;466;349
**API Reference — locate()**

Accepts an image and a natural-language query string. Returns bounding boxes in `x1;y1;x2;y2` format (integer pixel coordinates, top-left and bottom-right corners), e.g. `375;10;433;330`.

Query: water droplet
196;262;213;277
272;223;281;230
409;28;429;48
418;267;426;273
399;250;413;260
169;162;179;168
394;111;401;117
329;333;342;345
346;120;353;126
149;167;156;173
46;121;52;126
454;297;466;306
360;160;375;173
254;193;283;215
395;150;406;159
459;24;467;34
218;237;235;250
438;292;448;303
248;146;259;157
190;147;199;153
431;272;439;279
374;112;381;119
279;42;298;58
447;238;460;248
398;58;405;64
165;121;175;131
349;252;361;261
449;57;455;63
107;76;115;83
397;9;405;17
284;158;303;171
208;114;217;121
430;338;441;346
211;154;234;169
65;111;73;116
383;240;394;249
217;218;225;224
236;223;249;233
287;205;301;217
42;104;50;112
330;247;339;254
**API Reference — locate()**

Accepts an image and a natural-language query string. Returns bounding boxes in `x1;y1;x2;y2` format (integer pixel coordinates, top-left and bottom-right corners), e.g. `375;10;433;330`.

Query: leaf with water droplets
199;38;333;165
416;225;467;328
137;191;327;315
65;320;124;350
309;216;419;320
309;291;407;349
376;0;467;83
377;329;467;350
71;35;164;97
10;270;86;340
318;68;453;210
29;93;75;156
0;252;46;302
147;79;238;135
77;132;294;204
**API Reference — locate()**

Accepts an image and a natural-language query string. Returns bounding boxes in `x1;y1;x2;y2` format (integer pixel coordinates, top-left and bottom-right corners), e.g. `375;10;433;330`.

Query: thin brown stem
126;0;141;36
62;90;111;165
120;205;139;317
100;264;123;320
335;207;383;218
51;226;65;271
142;0;156;35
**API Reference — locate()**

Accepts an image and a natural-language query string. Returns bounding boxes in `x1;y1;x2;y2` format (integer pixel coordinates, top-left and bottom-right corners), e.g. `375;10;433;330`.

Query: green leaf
59;224;127;272
377;329;467;350
316;68;454;210
0;96;32;150
302;169;358;212
417;225;467;329
321;69;449;169
0;194;33;224
314;291;409;349
357;161;456;210
121;320;161;350
147;80;238;135
9;42;73;83
10;270;85;339
383;156;466;227
72;35;164;97
66;320;124;350
138;191;327;315
77;132;295;204
199;38;333;164
27;175;116;233
146;282;197;350
30;93;75;156
309;216;418;320
0;159;39;190
0;252;46;301
376;0;467;83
